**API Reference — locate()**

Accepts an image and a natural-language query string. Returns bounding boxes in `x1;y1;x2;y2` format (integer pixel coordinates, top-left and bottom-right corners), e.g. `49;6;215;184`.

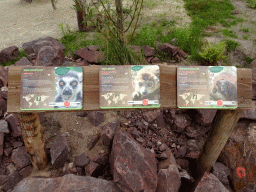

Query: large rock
74;153;90;167
172;114;191;133
110;129;158;192
74;48;105;63
12;174;122;192
0;120;9;133
1;170;22;191
87;111;105;126
219;122;256;191
156;165;181;192
5;114;22;138
101;119;120;146
11;146;32;169
22;36;66;57
195;172;229;192
50;136;70;168
143;110;160;123
93;152;109;166
142;45;155;57
240;101;256;120
212;162;231;186
0;46;19;64
35;46;65;66
15;57;33;66
158;148;177;170
158;43;179;57
194;109;217;126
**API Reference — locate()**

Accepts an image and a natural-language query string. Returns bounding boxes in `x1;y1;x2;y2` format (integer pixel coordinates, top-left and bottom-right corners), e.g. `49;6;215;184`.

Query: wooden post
187;109;244;192
18;113;48;171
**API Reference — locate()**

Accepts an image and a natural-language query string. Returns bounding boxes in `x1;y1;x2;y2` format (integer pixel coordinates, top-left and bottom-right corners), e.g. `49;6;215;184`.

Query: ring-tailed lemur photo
54;70;82;107
132;66;160;100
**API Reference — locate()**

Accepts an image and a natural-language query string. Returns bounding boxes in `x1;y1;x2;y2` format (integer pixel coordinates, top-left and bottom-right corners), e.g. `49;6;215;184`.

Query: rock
156;165;181;192
101;119;120;146
22;36;66;57
156;151;169;160
186;140;199;153
50;136;70;168
76;111;87;117
158;148;177;170
35;46;65;66
0;120;9;133
84;161;101;176
127;127;141;139
93;152;109;166
11;146;32;169
194;109;217;126
185;151;200;159
19;165;33;178
156;112;166;129
87;132;101;150
4;147;13;157
177;50;187;59
13;141;23;149
87;111;105;126
142;45;155;57
151;57;162;63
74;48;105;63
0;133;4;157
15;57;33;66
1;170;22;191
12;174;122;192
143;110;160;123
159;143;168;152
0;66;8;88
158;43;179;57
176;158;189;170
0;96;7;118
0;90;8;100
38;113;46;124
88;45;99;51
136;137;145;144
241;184;256;192
145;56;154;63
74;153;90;167
129;45;141;54
185;125;211;139
5;114;22;138
195;172;229;192
110;129;158;192
240;101;256;120
0;46;19;64
172;114;191;133
212;162;231;186
175;145;186;158
0;175;8;185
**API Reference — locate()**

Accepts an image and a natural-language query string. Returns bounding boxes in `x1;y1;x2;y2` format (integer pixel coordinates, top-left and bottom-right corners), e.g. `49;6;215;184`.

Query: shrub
199;41;227;65
225;39;239;52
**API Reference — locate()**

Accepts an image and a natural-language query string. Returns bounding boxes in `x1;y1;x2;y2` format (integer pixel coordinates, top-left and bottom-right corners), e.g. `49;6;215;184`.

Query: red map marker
142;99;148;106
217;100;223;106
64;101;70;107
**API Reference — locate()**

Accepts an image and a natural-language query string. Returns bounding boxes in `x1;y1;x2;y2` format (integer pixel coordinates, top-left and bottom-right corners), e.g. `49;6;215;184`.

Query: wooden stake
187;109;243;192
18;113;47;171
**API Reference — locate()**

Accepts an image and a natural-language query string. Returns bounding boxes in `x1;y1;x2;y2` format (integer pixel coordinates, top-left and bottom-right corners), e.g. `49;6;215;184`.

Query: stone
172;114;191;133
87;111;105;126
87;132;101;150
158;43;179;57
212;162;231;186
101;119;120;146
156;112;166;129
186;140;200;153
84;161;101;176
185;125;211;139
93;152;109;166
88;45;99;51
22;36;66;57
156;165;181;192
0;90;7;100
185;151;200;159
13;141;23;149
0;133;4;157
74;48;105;63
136;137;145;144
195;172;229;192
159;143;168;152
143;110;160;123
0;96;7;117
11;146;32;169
74;153;90;167
76;111;87;117
171;38;177;45
127;127;141;139
38;113;46;124
240;101;256;120
0;120;9;133
110;129;158;192
145;56;154;63
1;170;22;191
175;145;186;159
178;50;187;59
14;57;33;66
195;109;217;126
151;57;162;63
176;158;189;170
129;45;141;54
0;46;19;64
5;113;22;138
35;45;65;66
19;165;33;178
241;184;256;192
12;174;122;192
0;66;8;87
50;136;70;168
158;148;177;170
0;175;8;185
155;151;169;160
142;45;155;57
4;147;13;157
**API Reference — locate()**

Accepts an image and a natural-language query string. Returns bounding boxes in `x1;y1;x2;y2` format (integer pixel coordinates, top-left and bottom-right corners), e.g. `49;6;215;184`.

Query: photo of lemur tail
210;79;237;101
54;70;82;108
132;66;160;101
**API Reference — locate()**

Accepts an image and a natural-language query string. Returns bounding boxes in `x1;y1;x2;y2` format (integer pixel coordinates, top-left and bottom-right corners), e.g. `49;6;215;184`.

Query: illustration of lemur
210;79;237;101
54;70;82;107
132;66;160;100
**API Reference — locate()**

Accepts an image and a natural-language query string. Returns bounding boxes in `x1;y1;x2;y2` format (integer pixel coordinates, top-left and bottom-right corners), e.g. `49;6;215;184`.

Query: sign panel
20;67;83;110
99;65;160;108
177;66;237;109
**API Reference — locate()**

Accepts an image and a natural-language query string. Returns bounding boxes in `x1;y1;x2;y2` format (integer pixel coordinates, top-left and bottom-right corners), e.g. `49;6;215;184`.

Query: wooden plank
186;109;243;192
7;65;252;113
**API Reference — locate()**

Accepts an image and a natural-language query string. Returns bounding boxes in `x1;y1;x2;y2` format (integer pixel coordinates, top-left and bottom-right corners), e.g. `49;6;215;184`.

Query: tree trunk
76;0;87;32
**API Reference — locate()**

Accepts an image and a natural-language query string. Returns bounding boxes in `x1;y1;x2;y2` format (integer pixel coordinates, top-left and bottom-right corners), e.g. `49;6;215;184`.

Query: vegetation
247;0;256;8
225;39;240;52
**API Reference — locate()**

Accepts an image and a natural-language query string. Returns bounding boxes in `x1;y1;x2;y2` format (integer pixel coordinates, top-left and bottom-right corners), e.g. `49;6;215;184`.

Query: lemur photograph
132;65;160;101
54;69;83;108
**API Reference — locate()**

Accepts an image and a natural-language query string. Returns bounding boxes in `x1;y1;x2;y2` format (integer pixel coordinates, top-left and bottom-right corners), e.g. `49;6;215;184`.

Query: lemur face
137;72;159;96
57;71;80;101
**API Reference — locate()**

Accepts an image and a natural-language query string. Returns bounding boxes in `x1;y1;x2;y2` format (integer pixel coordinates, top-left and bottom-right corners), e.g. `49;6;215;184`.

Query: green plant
58;23;72;36
245;56;253;65
0;49;28;67
243;35;249;40
240;28;249;32
199;41;227;65
222;29;237;38
225;39;239;52
247;0;256;8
